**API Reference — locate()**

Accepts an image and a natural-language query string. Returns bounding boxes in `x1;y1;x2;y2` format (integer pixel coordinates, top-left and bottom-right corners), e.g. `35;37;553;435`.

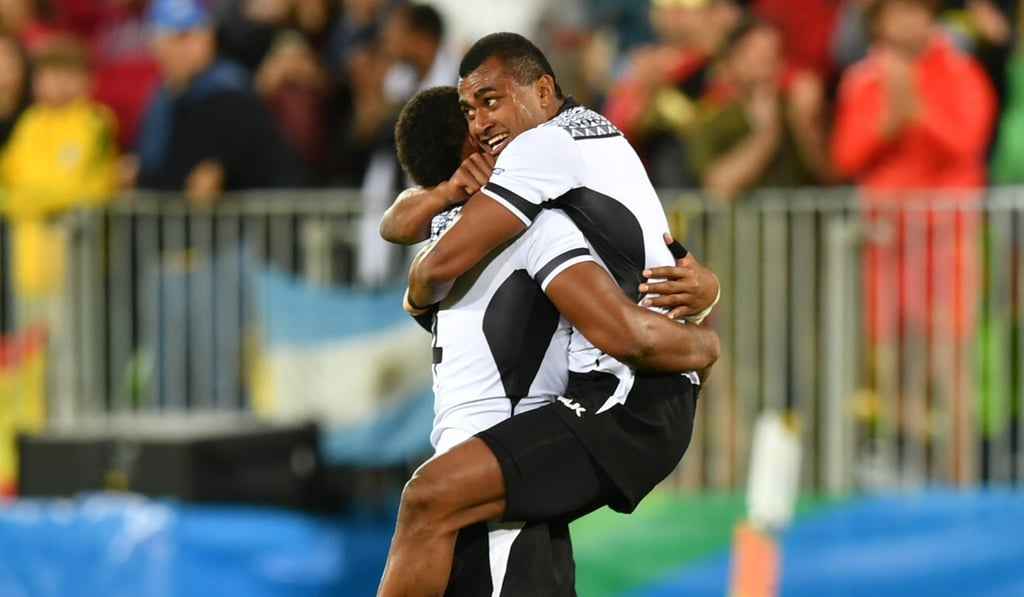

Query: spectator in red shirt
832;0;995;190
831;0;996;482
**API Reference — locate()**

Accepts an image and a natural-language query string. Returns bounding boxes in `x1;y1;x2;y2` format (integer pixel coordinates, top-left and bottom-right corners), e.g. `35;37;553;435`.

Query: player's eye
484;97;498;107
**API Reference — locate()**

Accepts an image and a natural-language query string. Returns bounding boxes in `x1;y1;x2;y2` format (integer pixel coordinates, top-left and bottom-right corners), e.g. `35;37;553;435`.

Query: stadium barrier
0;187;1020;496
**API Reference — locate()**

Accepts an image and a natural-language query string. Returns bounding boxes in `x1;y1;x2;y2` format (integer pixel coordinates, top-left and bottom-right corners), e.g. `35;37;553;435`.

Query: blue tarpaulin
6;490;1023;596
0;494;395;597
625;489;1024;597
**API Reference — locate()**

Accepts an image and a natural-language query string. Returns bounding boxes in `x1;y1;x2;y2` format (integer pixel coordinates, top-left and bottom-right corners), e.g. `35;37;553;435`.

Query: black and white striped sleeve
522;210;594;291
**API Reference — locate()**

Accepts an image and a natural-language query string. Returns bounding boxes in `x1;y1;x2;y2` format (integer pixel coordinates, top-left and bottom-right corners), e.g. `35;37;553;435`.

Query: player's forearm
407;241;455;309
551;263;720;373
626;311;720;373
407;192;529;307
587;307;719;372
380;186;451;245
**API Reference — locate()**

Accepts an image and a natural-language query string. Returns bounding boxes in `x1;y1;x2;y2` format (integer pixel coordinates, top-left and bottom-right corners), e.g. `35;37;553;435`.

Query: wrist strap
685;284;721;325
406;291;433;312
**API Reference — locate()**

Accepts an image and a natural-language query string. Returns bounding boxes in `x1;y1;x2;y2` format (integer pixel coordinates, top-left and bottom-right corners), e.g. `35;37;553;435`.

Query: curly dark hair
395;86;467;187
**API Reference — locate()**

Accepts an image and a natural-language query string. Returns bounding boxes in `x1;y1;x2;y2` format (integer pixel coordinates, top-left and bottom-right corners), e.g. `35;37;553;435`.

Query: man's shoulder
542;103;624;141
511;122;574;150
501;103;624;162
494;126;580;174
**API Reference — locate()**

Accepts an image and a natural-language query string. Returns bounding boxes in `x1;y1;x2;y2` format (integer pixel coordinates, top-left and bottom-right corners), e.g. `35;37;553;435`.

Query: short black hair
395;86;467;187
459;32;564;99
396;2;444;41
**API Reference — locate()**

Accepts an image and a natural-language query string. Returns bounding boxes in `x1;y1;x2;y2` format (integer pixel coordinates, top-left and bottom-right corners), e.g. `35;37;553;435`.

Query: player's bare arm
407;191;527;308
379;187;449;245
380;152;495;245
546;260;720;373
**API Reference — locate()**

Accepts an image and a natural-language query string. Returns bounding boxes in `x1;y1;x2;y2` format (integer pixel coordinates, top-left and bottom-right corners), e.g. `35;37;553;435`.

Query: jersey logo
557;396;586;418
492;167;504;176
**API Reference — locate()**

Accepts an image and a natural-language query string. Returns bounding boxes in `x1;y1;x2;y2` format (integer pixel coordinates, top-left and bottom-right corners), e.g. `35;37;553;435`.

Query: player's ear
536;74;556;108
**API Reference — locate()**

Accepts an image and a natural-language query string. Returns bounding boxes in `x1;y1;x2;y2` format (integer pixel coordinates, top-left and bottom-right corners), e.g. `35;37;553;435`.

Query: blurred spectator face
31;37;91;106
147;0;216;89
150;30;215;89
651;0;709;47
0;36;25;102
32;65;89;106
263;32;322;88
244;0;291;25
870;0;935;55
380;9;410;61
728;25;783;90
380;4;443;66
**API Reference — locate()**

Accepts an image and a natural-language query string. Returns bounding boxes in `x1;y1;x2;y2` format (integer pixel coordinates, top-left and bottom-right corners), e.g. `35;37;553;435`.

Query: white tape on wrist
684;282;721;325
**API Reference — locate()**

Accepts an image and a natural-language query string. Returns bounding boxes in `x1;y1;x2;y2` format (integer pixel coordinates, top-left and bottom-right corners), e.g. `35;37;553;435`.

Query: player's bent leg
377;437;506;597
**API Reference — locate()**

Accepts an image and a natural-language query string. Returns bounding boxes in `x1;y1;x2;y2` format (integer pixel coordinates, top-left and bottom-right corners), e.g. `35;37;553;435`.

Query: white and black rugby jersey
480;100;700;410
428;207;593;452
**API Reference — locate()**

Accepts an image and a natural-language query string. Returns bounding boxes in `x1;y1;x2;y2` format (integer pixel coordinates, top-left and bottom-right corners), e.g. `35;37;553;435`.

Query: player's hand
638;233;720;320
403;287;432;316
445;152;496;203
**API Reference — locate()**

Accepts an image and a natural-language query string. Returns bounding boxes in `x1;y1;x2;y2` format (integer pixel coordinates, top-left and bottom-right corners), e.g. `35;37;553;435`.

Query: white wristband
683;282;720;325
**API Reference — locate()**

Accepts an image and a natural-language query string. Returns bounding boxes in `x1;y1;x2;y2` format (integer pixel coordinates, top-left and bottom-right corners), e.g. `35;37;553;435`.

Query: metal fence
666;187;1022;494
9;191;372;428
4;188;1022;494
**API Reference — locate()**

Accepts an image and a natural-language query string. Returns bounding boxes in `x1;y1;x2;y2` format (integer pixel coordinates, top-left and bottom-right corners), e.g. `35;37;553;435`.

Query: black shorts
477;370;698;521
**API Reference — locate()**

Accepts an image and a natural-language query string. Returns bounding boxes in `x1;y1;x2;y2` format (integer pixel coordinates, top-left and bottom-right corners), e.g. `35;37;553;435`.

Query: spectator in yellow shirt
0;35;116;360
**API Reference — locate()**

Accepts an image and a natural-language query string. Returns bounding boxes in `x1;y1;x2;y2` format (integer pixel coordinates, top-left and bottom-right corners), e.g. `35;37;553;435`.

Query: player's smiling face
458;56;553;157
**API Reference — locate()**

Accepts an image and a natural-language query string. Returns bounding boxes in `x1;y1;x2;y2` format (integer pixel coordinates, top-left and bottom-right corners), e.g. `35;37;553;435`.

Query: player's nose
469;119;489;140
470;111;494;136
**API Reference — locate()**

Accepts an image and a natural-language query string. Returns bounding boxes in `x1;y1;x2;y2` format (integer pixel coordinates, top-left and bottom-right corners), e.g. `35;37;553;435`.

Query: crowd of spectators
0;0;1015;200
0;0;1017;287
